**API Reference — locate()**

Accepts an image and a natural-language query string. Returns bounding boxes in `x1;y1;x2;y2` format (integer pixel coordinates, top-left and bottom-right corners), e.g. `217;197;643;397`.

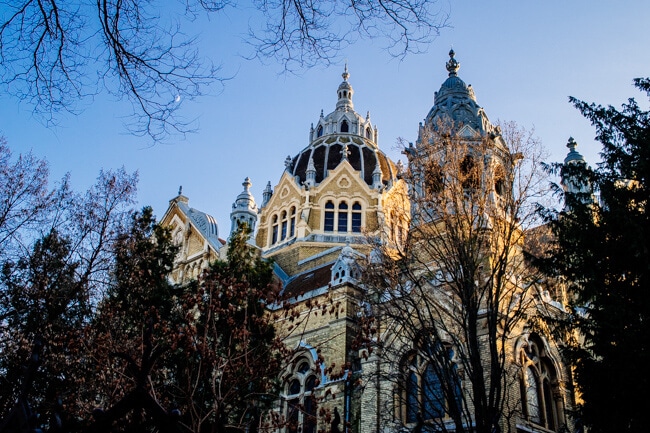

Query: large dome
286;67;398;188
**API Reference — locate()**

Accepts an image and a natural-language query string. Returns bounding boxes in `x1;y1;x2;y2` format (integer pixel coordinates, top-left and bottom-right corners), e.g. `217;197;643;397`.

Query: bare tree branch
1;1;448;140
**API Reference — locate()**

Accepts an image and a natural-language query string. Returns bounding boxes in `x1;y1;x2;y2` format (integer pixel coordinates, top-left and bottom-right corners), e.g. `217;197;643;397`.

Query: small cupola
230;177;258;238
336;64;354;111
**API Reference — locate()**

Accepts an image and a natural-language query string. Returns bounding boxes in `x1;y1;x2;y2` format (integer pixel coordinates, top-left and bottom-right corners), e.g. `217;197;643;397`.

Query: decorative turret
372;161;383;190
262;181;273;207
230;177;258;239
305;155;317;187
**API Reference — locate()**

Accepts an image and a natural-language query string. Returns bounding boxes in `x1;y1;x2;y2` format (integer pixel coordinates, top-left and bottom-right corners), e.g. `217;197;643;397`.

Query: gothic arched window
366;127;372;139
317;125;323;137
519;335;563;431
285;358;318;433
400;348;461;424
340;119;349;133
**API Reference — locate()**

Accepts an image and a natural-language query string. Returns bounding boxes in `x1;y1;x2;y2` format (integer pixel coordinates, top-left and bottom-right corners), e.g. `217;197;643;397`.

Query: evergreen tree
542;78;650;433
0;229;89;429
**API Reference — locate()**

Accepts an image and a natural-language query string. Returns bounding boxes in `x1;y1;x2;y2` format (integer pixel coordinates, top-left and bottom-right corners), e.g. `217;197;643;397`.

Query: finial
342;63;349;81
178;185;183;196
242;177;252;191
446;48;460;77
567;137;577;152
284;155;293;170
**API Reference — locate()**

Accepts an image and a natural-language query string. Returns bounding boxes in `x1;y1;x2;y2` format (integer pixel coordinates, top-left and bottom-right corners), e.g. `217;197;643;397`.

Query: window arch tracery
519;334;563;431
284;357;318;433
398;346;461;425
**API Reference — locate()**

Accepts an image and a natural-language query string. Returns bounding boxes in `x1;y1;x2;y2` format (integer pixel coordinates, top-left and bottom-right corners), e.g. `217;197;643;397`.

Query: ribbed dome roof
424;50;493;136
286;67;398;187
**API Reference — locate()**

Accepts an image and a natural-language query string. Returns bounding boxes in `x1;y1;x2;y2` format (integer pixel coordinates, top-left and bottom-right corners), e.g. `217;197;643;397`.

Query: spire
305;155;317;187
262;181;273;207
336;64;354;111
446;48;460;77
372;160;383;189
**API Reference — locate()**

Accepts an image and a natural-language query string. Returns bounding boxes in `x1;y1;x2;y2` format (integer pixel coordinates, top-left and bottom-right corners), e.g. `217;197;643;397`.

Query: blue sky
2;1;649;239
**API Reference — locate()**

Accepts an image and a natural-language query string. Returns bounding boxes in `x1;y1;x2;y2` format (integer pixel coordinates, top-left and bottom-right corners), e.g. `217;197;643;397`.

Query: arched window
519;335;563;431
351;202;362;232
285;358;318;433
366;127;372;139
400;347;461;424
340;119;349;133
317;125;323;137
290;206;296;238
272;215;279;244
281;211;288;241
324;201;335;232
338;201;348;232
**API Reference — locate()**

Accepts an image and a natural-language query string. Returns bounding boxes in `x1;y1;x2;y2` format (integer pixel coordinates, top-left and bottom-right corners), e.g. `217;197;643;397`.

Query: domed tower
406;50;517;221
230;176;258;239
561;137;592;210
255;66;407;277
